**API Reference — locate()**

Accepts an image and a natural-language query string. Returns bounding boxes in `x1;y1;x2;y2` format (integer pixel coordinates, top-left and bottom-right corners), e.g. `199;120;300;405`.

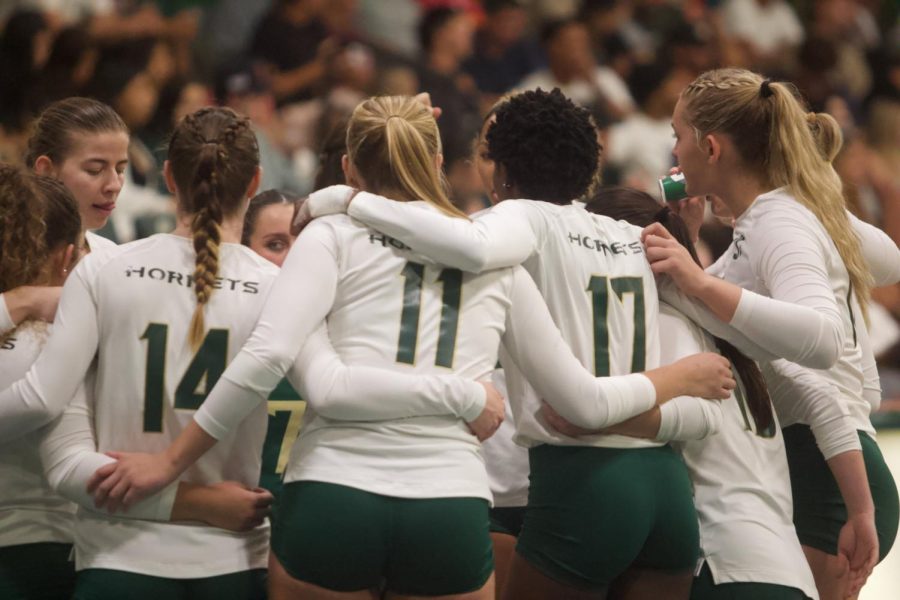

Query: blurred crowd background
1;0;899;399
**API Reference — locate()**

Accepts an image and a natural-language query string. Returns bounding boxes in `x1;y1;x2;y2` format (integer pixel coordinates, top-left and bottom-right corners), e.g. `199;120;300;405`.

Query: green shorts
72;568;266;600
489;506;526;537
690;562;811;600
271;481;493;595
783;424;899;561
517;444;699;591
0;542;75;600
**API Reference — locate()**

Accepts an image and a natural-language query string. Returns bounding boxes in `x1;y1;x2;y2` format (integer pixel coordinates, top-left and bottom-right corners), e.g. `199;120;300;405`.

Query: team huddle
1;68;899;600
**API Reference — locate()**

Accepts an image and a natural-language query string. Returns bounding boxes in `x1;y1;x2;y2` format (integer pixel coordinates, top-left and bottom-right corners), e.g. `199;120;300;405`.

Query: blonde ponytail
346;96;467;219
682;69;872;317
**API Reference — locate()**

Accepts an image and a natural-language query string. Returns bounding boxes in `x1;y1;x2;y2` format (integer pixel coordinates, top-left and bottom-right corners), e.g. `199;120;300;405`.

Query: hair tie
760;79;774;99
654;205;671;223
385;115;403;124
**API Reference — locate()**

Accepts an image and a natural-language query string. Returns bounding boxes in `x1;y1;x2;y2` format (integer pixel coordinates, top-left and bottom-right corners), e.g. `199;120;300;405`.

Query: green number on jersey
140;323;229;433
587;276;646;377
260;379;305;497
396;261;463;368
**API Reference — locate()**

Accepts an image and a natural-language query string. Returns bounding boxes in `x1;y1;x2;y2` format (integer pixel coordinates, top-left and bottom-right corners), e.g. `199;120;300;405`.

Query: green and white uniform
657;303;817;600
192;202;658;594
0;323;77;599
664;190;900;561
299;191;702;589
0;234;279;578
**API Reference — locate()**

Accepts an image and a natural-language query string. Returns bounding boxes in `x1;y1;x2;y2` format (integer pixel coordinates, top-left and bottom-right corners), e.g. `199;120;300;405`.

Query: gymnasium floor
861;428;900;599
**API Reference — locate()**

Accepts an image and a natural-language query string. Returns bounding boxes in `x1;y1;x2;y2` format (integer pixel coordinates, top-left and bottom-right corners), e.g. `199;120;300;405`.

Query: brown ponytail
586;185;775;433
167;108;259;348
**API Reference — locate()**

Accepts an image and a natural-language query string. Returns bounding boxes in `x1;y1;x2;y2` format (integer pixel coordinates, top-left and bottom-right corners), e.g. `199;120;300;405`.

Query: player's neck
171;214;244;244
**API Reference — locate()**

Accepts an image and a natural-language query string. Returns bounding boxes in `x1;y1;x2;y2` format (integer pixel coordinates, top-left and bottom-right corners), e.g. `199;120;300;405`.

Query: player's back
72;233;278;578
499;200;661;448
286;208;516;502
0;324;74;548
663;302;815;597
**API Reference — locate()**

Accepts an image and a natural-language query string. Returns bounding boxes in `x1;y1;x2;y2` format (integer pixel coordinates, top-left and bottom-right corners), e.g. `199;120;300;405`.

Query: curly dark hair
486;88;599;204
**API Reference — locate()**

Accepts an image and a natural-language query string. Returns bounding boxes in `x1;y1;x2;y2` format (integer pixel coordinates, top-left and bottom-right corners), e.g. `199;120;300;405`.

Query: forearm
656;394;723;441
604;408;661;439
659;281;778;363
194;224;338;440
828;450;875;516
504;268;657;429
291;327;486;422
40;390;178;521
763;360;861;459
0;274;99;441
347;192;537;272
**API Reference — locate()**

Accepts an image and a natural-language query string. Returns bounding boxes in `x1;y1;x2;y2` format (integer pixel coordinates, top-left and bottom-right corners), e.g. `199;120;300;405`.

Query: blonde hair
681;68;871;316
346;95;466;219
168;107;259;348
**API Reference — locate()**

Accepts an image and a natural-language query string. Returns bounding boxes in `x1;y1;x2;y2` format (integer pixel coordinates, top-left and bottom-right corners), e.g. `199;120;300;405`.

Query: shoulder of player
742;190;831;248
220;242;280;279
746;189;820;227
658;301;711;357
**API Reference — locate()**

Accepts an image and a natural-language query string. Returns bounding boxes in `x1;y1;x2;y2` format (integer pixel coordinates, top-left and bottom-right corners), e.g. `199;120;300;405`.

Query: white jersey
283;215;514;500
344;195;661;449
658;304;818;598
0;322;75;548
85;230;118;262
707;190;868;438
0;234;278;578
481;368;529;507
193;203;657;502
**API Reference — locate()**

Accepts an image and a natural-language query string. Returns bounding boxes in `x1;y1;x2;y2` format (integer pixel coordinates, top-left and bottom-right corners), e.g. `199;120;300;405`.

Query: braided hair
167;107;259;348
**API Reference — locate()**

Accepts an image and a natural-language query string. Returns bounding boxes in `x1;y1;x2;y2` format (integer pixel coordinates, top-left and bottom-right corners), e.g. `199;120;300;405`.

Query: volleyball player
0;107;278;598
644;68;899;600
92;95;733;599
266;88;728;599
1;98;128;333
577;186;819;600
0;167;82;600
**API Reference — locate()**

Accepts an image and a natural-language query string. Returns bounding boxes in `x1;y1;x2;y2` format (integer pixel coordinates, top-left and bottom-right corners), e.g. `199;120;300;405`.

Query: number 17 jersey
496;200;661;449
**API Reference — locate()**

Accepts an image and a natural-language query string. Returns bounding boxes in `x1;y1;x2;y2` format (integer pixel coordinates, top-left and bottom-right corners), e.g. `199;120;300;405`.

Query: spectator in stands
417;7;481;179
605;60;693;194
518;18;634;120
26;25;97;113
217;61;308;195
462;0;544;98
249;0;334;106
0;9;51;138
721;0;804;71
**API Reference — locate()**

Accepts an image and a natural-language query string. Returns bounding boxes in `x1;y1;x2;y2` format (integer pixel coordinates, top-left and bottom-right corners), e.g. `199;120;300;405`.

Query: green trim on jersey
272;481;493;595
517;444;699;591
783;424;899;561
